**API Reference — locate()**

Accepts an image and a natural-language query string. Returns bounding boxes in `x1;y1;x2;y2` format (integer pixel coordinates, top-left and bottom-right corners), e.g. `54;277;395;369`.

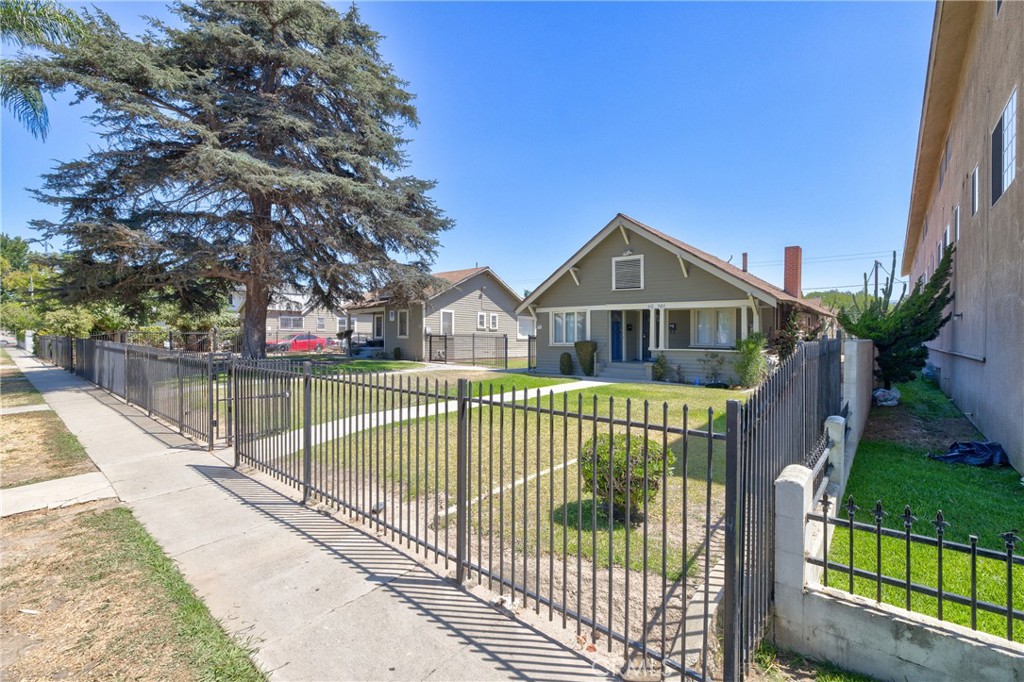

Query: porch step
596;363;649;381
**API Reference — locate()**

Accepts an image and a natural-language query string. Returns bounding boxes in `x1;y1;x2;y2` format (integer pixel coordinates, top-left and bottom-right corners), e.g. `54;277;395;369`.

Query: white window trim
689;308;737;349
397;309;409;339
611;254;645;291
280;315;304;330
476;311;487;330
316;316;326;331
548;309;589;346
971;166;979;215
1002;88;1017;194
516;315;535;341
440;309;455;336
953;205;960;241
373;313;384;339
489;313;499;330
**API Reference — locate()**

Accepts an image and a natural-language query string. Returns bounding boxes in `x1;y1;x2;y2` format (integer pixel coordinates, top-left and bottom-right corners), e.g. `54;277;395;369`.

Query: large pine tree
12;0;451;357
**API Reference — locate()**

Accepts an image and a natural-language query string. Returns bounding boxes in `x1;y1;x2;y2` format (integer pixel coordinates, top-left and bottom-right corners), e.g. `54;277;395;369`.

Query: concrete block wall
841;339;873;479
773;462;1024;681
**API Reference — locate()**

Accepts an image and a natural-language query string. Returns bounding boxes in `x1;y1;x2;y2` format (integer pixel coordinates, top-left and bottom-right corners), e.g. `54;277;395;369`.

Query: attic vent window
612;255;644;291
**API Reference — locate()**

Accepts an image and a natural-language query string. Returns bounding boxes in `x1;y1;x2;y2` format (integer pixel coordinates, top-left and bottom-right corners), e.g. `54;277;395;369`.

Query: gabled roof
344;266;522;311
517;213;833;318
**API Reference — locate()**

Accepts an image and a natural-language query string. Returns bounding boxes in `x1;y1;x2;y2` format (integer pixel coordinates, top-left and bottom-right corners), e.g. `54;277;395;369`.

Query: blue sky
1;1;935;296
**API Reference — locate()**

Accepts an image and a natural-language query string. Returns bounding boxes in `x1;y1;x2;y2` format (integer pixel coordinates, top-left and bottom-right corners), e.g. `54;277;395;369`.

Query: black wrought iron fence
233;363;726;679
807;494;1023;644
35;335;74;370
722;338;843;681
426;334;509;369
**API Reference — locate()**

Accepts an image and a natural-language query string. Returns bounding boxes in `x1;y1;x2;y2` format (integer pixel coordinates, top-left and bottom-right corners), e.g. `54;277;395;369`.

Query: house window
943;225;949;250
692;308;736;348
939;135;951;187
992;88;1017;205
489;313;499;330
550;311;587;345
280;316;304;330
396;309;409;338
516;315;535;340
316;316;326;331
337;317;347;331
440;310;454;336
971;166;979;215
477;312;487;330
373;314;384;339
611;255;644;291
953;205;960;241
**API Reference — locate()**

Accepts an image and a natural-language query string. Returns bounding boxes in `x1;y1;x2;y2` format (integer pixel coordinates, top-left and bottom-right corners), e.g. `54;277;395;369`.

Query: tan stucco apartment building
901;1;1022;471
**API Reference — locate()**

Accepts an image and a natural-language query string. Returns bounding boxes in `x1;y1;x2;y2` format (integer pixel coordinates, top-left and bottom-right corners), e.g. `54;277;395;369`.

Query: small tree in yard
11;1;451;358
838;248;954;389
580;434;673;520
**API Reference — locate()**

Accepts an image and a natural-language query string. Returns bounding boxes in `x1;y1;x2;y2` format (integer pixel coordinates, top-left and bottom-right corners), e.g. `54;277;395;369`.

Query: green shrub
574;340;597;376
559;351;575;375
393;346;402;360
580;433;674;518
651;352;669;381
734;332;768;387
698;350;725;383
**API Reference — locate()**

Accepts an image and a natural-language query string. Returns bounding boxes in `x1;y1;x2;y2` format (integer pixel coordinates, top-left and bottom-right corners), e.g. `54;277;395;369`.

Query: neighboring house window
943;225;949;250
489;313;499;330
611;255;644;290
953;206;960;241
373;314;384;339
971;166;979;215
692;308;735;348
992;88;1017;205
316;316;326;331
441;310;454;336
551;310;587;345
516;315;535;340
397;309;409;338
280;316;304;330
337;317;347;331
477;312;487;330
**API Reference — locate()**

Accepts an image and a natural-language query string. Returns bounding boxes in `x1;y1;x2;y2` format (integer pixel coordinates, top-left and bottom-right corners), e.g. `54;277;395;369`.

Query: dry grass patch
1;411;95;488
1;350;45;408
1;501;264;681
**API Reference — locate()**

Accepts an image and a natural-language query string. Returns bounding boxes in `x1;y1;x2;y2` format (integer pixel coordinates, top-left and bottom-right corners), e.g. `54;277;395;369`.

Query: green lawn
825;376;1023;643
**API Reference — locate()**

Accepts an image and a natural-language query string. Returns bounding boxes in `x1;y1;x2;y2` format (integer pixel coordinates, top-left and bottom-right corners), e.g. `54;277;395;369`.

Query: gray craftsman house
517;214;832;381
343;267;532;364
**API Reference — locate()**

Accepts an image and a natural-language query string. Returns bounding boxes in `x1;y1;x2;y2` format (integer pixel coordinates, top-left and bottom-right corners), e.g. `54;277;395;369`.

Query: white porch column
659;307;668;350
741;305;748;341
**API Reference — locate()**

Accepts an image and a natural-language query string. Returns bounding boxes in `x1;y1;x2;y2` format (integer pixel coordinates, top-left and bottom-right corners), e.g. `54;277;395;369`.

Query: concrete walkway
0;403;52;415
7;350;612;681
1;471;116;517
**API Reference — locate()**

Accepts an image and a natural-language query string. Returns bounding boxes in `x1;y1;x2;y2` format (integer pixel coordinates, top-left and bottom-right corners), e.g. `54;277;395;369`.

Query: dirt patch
861;402;981;453
0;501;196;681
0;411;95;488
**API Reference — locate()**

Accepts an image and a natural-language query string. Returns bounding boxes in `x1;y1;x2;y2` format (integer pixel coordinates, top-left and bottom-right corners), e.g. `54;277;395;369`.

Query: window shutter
992;114;1003;204
613;257;643;290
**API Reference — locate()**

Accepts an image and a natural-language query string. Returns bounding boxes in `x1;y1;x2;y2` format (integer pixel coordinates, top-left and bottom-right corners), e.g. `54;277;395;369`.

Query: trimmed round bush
574;340;597;376
580;433;674;518
559;351;575;375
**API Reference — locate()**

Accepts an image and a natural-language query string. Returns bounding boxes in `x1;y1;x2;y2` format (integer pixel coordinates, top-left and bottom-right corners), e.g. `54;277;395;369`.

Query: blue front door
611;313;623;362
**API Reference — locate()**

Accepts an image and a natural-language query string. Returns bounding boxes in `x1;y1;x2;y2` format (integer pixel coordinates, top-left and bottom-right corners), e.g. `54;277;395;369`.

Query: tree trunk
241;280;270;359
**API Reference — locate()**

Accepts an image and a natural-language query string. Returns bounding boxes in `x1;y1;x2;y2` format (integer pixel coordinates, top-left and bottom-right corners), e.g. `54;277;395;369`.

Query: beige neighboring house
901;1;1022;471
343;267;531;362
517;214;833;382
229;288;373;343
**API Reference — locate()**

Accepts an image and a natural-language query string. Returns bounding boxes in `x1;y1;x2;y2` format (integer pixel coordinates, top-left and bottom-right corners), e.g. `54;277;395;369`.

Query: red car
266;333;328;353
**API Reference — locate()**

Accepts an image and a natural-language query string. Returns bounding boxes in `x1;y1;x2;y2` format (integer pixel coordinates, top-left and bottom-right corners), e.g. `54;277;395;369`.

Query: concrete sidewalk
0;471;116;517
8;350;612;681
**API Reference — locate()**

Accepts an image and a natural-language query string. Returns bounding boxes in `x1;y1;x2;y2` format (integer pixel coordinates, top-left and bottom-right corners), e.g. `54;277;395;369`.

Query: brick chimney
783;246;802;298
742;252;748;272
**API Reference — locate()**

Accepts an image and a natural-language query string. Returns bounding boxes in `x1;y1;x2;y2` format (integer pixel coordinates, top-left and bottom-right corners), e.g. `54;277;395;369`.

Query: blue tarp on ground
928;441;1009;467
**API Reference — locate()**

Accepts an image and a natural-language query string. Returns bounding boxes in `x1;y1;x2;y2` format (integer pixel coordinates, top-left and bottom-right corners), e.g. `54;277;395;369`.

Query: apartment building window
953;205;960;241
939;136;951;187
971;166;979;215
992;88;1017;205
397;309;409;338
943;226;949;250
